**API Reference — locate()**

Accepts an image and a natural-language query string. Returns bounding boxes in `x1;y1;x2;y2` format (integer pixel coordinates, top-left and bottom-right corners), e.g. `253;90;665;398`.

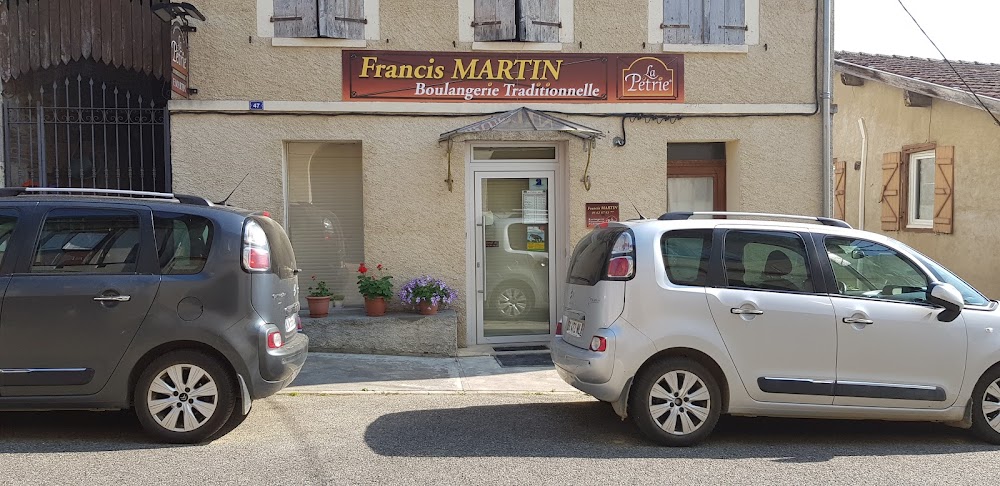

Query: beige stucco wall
188;0;818;104
833;75;1000;298
171;112;820;344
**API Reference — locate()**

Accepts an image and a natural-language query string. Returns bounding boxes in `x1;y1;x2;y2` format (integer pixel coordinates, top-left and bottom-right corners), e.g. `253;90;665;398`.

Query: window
153;212;213;275
667;143;726;212
462;0;571;47
32;209;141;274
903;243;990;306
0;213;18;268
724;231;813;293
661;229;713;286
266;0;377;44
662;0;746;46
825;237;929;304
907;150;935;229
286;142;364;305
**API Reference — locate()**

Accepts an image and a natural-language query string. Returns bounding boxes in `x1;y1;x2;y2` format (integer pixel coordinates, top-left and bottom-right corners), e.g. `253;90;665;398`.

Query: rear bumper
550;334;622;402
251;332;308;399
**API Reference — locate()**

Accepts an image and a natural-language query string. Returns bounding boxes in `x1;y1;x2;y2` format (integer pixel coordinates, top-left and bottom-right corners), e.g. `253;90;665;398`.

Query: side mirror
927;281;964;322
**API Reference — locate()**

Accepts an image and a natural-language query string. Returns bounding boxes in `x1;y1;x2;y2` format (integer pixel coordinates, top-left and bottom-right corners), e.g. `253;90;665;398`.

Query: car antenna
629;200;646;220
217;172;251;206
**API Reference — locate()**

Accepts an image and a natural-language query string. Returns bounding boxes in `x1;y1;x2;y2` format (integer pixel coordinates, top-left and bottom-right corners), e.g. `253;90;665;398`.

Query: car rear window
661;229;713;286
252;216;297;280
567;228;624;286
153;212;213;275
31;209;141;274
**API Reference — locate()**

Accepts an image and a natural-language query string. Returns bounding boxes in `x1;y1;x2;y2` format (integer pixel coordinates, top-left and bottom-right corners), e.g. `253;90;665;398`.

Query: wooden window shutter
933;146;955;234
662;0;703;44
834;159;846;220
518;0;561;43
272;0;319;38
881;152;902;231
319;0;366;40
473;0;516;41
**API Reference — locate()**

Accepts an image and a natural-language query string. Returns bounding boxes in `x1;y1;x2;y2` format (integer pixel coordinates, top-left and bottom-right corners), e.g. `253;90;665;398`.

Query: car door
705;229;837;404
0;205;160;397
820;235;967;409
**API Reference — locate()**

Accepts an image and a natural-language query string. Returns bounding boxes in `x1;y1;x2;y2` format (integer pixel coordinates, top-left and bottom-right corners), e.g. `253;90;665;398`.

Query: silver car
552;211;999;446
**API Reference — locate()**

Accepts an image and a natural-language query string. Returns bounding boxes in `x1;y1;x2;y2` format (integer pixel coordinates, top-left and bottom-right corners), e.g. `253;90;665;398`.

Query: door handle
94;295;131;303
731;308;764;315
843;317;873;325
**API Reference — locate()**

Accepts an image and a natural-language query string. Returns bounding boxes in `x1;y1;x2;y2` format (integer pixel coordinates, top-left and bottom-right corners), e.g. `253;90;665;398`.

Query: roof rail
0;187;213;206
657;211;852;229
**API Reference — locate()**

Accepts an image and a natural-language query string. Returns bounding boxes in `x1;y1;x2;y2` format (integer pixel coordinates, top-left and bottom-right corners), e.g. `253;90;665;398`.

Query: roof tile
835;51;1000;99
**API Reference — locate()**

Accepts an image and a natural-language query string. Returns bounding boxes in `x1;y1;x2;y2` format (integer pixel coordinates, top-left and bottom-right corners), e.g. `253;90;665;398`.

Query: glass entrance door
474;171;555;343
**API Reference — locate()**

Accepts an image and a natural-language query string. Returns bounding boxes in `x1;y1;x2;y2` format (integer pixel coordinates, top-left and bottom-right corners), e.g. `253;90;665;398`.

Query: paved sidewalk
284;352;582;395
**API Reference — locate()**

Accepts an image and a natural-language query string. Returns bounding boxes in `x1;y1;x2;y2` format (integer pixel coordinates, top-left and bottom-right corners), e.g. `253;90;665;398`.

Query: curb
278;390;586;396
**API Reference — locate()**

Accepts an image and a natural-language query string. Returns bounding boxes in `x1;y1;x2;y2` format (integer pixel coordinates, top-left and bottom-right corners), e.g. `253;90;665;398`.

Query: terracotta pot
306;296;331;317
417;301;439;315
364;297;387;317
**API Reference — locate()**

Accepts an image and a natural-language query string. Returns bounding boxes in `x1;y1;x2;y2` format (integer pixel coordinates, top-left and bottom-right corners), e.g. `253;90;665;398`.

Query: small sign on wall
586;202;620;228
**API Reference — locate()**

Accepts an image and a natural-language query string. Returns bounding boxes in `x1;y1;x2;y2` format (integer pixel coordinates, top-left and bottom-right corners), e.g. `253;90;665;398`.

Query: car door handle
94;295;131;302
731;308;764;315
843;317;873;325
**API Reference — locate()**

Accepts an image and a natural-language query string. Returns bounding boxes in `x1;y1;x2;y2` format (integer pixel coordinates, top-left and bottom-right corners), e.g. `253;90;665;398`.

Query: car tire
133;350;237;444
970;366;1000;444
491;282;534;320
628;357;722;447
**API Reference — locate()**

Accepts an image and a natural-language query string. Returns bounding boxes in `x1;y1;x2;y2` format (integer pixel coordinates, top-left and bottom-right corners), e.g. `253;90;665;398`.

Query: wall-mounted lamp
151;2;206;31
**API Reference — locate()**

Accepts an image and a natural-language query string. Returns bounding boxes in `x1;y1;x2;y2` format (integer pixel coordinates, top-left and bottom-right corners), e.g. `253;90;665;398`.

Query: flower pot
416;301;439;315
364;297;387;317
306;296;331;317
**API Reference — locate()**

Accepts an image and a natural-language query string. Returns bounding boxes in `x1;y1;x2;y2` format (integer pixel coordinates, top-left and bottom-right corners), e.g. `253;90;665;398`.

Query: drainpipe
857;118;868;230
821;0;834;217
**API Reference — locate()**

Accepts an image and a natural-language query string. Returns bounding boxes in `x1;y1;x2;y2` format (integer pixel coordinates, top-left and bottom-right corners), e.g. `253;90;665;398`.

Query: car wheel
628;357;722;447
971;366;1000;444
492;283;533;320
134;350;236;444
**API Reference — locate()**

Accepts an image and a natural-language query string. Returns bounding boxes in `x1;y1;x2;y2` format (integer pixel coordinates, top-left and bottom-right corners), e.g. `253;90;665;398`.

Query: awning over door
438;107;603;142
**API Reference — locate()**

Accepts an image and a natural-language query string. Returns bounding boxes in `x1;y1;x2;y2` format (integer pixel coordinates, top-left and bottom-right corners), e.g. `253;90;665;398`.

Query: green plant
357;263;393;300
331;294;345;301
398;276;457;307
307;276;333;297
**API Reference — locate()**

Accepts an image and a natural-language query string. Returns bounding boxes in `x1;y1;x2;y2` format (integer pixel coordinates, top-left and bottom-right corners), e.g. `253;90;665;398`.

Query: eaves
834;59;1000;114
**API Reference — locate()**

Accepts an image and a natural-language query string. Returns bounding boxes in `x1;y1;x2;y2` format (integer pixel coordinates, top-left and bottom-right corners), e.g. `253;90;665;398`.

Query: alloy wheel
648;370;712;436
146;364;219;433
497;287;528;318
983;379;1000;433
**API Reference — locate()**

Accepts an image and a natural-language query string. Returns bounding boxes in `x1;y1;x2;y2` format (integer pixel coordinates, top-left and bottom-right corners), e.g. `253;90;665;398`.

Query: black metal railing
3;75;169;192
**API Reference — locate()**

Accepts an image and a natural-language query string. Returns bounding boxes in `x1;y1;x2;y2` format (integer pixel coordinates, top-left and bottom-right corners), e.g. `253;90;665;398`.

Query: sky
835;0;1000;64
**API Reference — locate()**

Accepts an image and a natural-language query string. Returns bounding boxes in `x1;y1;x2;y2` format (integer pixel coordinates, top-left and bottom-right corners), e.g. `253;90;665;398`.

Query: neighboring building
4;1;827;350
833;52;1000;298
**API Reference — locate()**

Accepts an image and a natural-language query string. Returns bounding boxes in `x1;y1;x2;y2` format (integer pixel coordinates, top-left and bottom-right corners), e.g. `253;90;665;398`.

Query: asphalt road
1;394;997;485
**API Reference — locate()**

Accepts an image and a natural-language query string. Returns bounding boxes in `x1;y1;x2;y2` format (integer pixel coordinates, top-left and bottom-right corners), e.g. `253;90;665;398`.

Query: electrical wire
897;0;1000;128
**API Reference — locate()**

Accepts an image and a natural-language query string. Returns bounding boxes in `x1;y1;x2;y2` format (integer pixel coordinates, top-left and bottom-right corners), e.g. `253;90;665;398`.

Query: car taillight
296;315;303;331
267;330;283;349
242;220;271;272
555;320;563;335
605;230;636;280
590;336;607;352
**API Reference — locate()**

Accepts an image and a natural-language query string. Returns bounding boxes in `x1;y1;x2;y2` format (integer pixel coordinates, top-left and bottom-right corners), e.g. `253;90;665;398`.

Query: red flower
377;264;383;270
358;263;368;274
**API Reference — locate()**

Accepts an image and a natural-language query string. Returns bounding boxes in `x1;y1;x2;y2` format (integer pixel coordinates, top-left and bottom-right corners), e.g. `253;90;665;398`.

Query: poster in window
526;226;546;252
522;190;548;224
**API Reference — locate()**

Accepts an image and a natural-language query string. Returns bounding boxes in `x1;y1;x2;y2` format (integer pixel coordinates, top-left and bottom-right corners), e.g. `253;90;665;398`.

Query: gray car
0;188;308;443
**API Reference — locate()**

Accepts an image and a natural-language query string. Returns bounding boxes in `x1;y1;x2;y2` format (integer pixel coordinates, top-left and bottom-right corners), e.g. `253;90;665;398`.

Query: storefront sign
586;202;620;228
342;51;683;103
170;23;190;99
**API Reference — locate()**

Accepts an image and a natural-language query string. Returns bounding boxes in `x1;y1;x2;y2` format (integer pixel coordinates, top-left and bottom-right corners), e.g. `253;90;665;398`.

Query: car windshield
900;244;991;306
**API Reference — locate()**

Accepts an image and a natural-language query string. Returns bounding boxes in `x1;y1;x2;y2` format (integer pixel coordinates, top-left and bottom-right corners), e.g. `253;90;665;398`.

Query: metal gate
3;75;170;192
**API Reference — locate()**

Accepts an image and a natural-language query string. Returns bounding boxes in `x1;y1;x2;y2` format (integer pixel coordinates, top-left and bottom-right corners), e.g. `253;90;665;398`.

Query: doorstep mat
492;345;548;352
494;353;553;368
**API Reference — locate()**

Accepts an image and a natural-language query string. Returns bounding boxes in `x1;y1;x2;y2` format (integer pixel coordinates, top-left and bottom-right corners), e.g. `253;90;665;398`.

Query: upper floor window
271;0;367;39
471;0;564;43
662;0;746;46
907;150;935;229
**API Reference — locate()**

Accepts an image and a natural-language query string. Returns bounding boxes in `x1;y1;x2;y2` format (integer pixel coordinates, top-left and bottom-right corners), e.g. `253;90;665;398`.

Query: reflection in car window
661;229;712;286
724;231;813;293
32;209;141;274
153;212;213;275
0;214;17;268
824;237;928;303
901;244;990;306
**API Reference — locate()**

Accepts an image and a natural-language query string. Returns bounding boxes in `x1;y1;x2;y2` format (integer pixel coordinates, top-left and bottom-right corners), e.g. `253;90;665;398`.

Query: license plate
566;319;584;338
284;315;297;333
